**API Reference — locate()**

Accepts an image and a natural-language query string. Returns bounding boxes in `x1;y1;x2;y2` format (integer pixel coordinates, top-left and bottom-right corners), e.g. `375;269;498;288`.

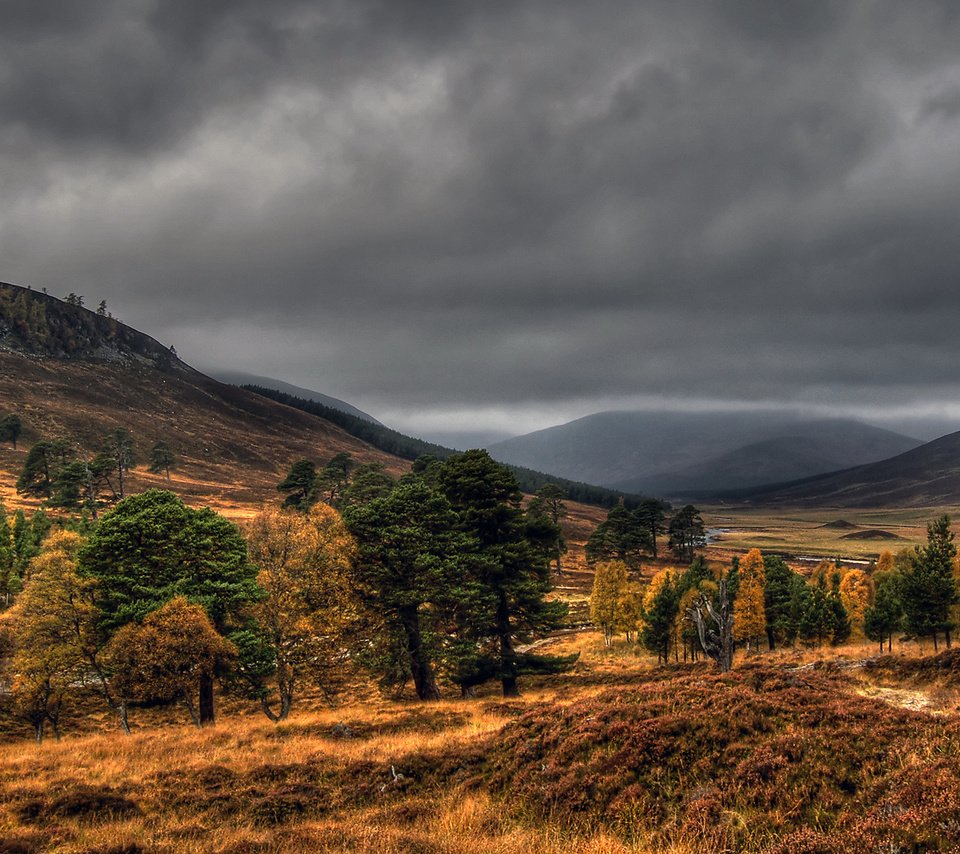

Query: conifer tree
0;414;22;449
79;490;259;724
763;555;803;650
277;459;317;510
733;548;766;651
641;570;677;664
148;441;176;480
667;505;706;562
586;501;651;570
865;570;903;653
344;479;466;700
901;515;958;650
438;450;567;697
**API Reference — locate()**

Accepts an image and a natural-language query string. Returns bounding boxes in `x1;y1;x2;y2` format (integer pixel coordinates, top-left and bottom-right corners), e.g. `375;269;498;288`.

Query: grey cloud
3;1;960;432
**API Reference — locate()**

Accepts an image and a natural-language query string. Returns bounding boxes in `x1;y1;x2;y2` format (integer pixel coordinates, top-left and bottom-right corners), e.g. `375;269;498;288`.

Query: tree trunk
399;605;440;700
497;591;519;697
947;628;952;649
767;628;775;651
199;673;215;725
34;719;44;744
934;632;939;653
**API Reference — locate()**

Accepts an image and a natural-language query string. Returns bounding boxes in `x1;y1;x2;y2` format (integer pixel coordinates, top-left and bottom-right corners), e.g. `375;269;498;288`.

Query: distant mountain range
488;410;923;498
728;430;960;508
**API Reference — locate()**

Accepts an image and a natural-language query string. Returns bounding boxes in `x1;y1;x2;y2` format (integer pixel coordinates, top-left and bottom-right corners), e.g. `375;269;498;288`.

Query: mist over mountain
489;410;921;496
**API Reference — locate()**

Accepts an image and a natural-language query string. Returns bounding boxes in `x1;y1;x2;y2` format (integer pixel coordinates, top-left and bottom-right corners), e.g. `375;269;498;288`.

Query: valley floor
2;633;959;853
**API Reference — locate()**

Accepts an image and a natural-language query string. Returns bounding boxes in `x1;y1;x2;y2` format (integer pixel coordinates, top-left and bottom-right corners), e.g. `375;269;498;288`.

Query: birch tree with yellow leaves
244;503;360;720
733;548;766;651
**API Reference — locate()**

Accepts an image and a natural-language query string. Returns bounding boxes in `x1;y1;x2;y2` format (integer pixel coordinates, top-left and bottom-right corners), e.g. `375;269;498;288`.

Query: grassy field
700;504;960;563
2;632;960;853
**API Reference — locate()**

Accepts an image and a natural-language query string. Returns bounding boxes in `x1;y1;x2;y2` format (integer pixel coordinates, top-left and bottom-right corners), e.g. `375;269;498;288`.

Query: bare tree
687;577;734;673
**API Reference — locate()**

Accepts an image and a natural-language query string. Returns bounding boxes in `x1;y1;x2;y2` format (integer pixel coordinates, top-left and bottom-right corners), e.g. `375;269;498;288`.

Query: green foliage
585;502;652;569
640;573;677;663
864;570;903;651
276;459;317;510
148;441;176;479
901;515;958;647
79;489;260;634
341;462;395;509
438;450;567;696
343;479;468;700
667;505;706;562
0;413;22;449
763;555;805;650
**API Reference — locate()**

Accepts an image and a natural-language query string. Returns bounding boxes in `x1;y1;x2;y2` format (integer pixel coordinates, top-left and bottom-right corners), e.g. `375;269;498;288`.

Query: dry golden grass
3;631;957;853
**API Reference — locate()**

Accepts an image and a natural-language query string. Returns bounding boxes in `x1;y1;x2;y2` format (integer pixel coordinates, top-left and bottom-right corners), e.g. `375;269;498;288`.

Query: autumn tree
590;561;629;646
242;504;360;719
0;532;104;740
733;548;766;651
875;550;895;576
79;490;260;724
615;582;643;643
105;598;236;727
839;569;872;638
148;441;176;480
0;414;22;449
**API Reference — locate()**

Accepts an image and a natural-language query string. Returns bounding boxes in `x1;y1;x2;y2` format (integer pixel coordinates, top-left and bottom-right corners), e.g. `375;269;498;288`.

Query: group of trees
586;501;701;566
0;450;572;741
15;424;176;515
341;451;572;699
590;515;960;667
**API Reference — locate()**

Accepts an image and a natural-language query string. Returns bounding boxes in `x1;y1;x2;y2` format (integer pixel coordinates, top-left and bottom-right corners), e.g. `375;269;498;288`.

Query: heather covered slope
1;641;958;853
736;429;960;508
0;282;405;516
0;349;404;518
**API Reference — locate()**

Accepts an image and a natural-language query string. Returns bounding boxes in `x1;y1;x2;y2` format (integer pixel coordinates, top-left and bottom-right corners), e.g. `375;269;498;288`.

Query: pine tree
343;479;467;701
277;459;317;510
148;441;176;480
438;450;567;697
586;502;651;570
78;490;260;724
763;555;803;650
667;505;706;562
641;571;677;664
901;516;958;650
864;571;903;653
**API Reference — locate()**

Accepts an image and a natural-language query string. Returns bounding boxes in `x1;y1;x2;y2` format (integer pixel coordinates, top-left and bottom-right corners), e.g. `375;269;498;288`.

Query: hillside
489;410;921;495
211;370;383;425
734;429;960;508
0;282;410;517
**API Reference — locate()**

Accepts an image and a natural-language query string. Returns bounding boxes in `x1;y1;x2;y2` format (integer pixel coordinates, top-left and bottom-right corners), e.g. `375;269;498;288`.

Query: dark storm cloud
4;0;960;432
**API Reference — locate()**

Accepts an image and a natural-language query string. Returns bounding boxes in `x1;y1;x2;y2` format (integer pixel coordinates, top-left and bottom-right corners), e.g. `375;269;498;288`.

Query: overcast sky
5;0;960;440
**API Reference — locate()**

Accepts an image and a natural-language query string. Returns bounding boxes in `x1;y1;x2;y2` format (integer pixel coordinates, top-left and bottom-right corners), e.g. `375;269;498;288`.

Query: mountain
211;371;382;425
732;430;960;508
488;410;922;496
0;282;403;515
